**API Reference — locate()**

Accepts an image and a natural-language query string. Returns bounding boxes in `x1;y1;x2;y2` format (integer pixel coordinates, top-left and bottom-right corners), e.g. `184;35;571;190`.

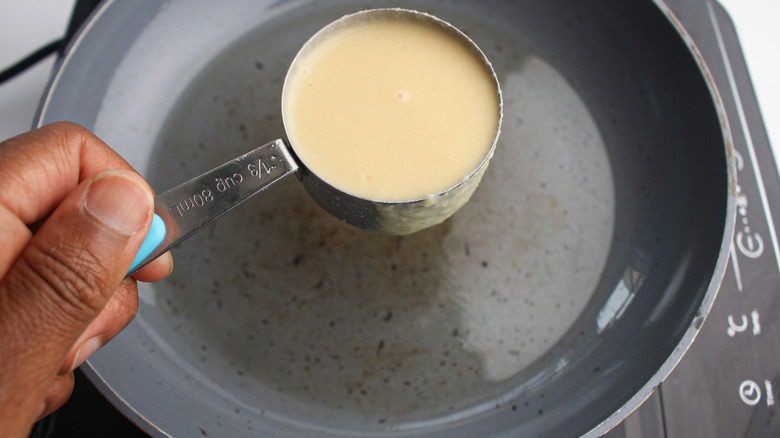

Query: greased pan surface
37;1;735;437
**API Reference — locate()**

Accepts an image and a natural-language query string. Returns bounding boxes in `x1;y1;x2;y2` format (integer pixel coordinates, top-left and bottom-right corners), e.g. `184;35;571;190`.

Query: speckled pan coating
36;0;734;437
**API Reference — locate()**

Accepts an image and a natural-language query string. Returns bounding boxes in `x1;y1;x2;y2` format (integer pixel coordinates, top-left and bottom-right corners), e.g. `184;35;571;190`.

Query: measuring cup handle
126;139;299;277
128;214;167;273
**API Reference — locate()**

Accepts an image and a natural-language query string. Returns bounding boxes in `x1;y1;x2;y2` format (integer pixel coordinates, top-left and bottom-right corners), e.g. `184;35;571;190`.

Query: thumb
0;169;152;432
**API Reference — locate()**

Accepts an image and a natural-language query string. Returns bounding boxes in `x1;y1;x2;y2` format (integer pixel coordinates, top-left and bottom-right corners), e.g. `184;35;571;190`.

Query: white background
0;1;778;172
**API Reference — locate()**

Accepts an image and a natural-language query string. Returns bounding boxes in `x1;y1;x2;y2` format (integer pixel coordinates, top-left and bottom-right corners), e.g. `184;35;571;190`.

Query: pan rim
584;0;737;436
34;0;737;437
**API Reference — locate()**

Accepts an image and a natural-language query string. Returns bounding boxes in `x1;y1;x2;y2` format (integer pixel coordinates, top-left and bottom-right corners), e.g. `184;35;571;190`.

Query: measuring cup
128;8;502;275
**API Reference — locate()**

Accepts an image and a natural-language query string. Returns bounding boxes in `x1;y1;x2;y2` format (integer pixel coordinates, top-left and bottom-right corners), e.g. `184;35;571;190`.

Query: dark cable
64;0;104;49
0;0;102;87
0;39;63;86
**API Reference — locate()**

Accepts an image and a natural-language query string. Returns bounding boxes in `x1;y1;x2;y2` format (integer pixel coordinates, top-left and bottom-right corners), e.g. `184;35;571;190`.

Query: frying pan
35;0;736;437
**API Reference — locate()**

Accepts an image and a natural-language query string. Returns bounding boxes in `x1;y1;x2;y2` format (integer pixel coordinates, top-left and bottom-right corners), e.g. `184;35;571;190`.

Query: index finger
0;122;141;224
0;122;172;279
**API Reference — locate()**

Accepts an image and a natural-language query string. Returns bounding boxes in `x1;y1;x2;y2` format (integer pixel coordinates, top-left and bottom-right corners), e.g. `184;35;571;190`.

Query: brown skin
0;122;173;437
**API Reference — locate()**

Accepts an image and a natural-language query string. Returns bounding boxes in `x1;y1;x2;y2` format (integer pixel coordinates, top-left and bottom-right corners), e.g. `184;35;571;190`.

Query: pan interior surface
37;0;730;437
143;9;613;431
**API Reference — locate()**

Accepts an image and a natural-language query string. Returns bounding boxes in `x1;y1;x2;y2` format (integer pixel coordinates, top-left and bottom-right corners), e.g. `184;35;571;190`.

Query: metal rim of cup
281;8;504;234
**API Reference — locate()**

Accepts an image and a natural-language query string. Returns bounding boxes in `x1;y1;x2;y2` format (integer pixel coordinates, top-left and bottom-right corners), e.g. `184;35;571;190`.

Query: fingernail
161;251;174;276
70;336;102;372
36;402;47;421
85;171;152;237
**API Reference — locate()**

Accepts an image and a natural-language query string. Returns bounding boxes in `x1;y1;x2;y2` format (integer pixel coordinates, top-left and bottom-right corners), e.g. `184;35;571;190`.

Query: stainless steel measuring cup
128;8;502;275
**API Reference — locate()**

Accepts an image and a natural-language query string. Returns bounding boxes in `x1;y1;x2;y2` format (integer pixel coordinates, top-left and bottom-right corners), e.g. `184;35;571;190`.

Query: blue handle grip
128;213;166;274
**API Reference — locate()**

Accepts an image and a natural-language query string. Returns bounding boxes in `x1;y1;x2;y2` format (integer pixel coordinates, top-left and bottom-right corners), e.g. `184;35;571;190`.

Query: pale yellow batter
283;14;500;202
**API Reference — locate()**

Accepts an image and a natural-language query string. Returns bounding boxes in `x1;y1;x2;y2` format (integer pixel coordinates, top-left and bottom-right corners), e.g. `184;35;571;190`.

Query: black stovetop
30;1;780;437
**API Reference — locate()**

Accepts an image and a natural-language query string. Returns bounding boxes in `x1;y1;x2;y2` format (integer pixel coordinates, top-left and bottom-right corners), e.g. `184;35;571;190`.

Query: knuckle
19;238;110;318
62;122;99;151
49;121;91;143
52;122;90;159
104;283;139;326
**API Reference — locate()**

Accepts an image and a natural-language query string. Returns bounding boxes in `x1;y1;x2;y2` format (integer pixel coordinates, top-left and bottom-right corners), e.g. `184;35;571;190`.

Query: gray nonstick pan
36;0;736;437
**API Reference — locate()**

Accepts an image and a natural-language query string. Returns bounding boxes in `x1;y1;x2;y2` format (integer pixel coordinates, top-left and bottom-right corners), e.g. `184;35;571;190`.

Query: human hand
0;122;173;437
